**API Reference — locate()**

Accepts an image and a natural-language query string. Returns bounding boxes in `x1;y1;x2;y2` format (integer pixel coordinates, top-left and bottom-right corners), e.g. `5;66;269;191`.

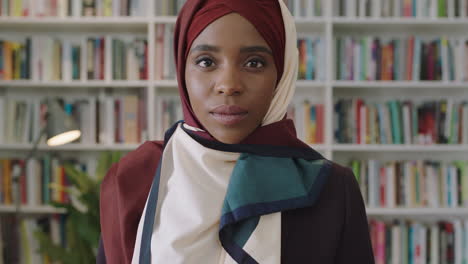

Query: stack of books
0;0;147;17
336;36;468;82
155;0;186;16
155;96;182;139
0;35;148;82
0;156;97;206
0;93;147;145
0;215;67;263
0;38;32;80
348;159;468;208
335;0;468;18
286;0;323;17
288;100;325;144
154;24;176;81
334;98;468;145
369;219;468;264
297;35;326;81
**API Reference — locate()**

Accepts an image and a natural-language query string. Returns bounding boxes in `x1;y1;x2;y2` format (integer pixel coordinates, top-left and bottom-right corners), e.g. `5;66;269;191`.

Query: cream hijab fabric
131;1;299;263
262;0;298;126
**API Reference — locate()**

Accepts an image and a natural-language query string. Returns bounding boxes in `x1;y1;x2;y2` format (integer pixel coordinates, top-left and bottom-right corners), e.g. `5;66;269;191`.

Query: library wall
0;0;467;263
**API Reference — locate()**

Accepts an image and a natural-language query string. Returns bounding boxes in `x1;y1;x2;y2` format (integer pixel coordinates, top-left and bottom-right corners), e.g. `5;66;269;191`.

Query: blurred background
0;0;467;263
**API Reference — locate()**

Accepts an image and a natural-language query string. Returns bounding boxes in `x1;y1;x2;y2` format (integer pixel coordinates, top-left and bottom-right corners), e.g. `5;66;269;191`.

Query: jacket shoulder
100;140;164;263
328;161;354;179
116;140;164;174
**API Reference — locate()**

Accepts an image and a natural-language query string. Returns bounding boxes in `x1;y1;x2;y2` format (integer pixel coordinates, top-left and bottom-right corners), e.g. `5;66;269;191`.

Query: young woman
98;0;375;263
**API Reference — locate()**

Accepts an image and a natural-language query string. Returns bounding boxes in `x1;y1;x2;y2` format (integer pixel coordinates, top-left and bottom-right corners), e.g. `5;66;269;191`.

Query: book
348;158;468;209
336;35;461;81
112;36;148;81
369;220;468;264
286;0;323;17
0;93;147;145
337;0;464;18
335;98;468;145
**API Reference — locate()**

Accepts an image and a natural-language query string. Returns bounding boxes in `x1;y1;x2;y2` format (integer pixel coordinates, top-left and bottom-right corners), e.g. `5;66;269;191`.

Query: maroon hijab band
185;1;285;80
174;0;285;130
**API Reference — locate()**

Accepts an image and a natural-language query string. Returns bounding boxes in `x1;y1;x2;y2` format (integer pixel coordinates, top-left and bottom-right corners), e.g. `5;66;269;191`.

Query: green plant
34;151;123;264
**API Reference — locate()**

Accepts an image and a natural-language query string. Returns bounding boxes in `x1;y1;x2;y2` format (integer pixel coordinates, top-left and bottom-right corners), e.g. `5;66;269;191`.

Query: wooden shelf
153;16;178;23
154;80;178;87
366;207;468;218
0;205;66;214
0;80;149;88
0;143;140;152
0;16;149;32
332;17;468;32
333;81;468;89
2;205;466;217
332;144;468;152
296;80;327;88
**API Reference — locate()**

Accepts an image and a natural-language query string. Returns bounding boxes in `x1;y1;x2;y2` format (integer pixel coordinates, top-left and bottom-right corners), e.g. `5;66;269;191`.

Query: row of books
0;93;147;145
0;157;97;206
0;0;146;17
349;159;468;208
335;0;468;18
155;96;182;140
297;36;326;81
287;101;325;144
8;33;460;83
82;0;146;17
286;0;323;18
334;98;468;145
155;0;186;16
155;24;176;81
336;36;468;82
0;35;148;81
0;215;66;264
112;37;148;80
369;219;468;264
0;38;31;80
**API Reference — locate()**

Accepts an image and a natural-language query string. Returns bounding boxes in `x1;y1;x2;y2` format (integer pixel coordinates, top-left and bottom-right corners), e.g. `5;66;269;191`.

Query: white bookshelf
4;206;465;218
0;0;467;219
0;143;140;152
332;144;468;152
0;205;65;214
0;80;149;88
334;80;468;89
366;207;468;218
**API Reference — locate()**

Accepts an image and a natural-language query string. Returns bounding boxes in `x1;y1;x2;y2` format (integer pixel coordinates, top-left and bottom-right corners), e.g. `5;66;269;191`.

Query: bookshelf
0;0;465;207
0;205;65;214
0;0;468;262
0;0;465;190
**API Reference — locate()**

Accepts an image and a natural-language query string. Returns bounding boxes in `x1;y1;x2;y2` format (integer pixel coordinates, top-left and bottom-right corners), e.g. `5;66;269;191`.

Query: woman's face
185;13;278;144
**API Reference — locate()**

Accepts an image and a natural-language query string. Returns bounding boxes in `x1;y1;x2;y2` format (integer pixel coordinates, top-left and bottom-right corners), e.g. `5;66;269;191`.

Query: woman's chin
210;130;249;145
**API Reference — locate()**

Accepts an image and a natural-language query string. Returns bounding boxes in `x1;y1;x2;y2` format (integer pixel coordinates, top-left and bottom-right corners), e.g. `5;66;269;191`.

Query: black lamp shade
46;98;81;147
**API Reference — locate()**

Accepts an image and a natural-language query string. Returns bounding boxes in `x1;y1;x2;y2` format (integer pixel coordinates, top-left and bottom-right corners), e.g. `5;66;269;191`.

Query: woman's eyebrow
240;46;273;55
189;44;272;55
189;44;220;54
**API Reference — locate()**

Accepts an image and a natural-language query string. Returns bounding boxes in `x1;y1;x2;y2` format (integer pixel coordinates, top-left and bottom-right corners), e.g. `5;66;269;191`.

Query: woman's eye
195;58;215;68
245;59;265;68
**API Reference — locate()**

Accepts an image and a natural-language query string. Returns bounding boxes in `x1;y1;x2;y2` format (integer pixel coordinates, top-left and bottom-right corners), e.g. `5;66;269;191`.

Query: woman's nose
214;66;244;96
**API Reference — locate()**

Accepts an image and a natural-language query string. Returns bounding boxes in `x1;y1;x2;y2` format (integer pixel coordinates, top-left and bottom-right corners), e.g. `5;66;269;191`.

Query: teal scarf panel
219;153;331;263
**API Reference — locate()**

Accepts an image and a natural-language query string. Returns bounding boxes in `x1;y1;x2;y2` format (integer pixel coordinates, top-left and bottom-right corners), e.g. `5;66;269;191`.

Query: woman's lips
210;105;248;126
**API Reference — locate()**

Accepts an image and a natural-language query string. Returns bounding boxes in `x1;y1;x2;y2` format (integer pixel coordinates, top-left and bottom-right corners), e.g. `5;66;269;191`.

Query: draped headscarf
174;0;302;145
102;1;331;264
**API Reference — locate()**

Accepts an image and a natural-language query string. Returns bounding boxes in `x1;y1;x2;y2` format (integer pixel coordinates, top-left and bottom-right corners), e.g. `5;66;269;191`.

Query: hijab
101;1;331;263
174;0;304;146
